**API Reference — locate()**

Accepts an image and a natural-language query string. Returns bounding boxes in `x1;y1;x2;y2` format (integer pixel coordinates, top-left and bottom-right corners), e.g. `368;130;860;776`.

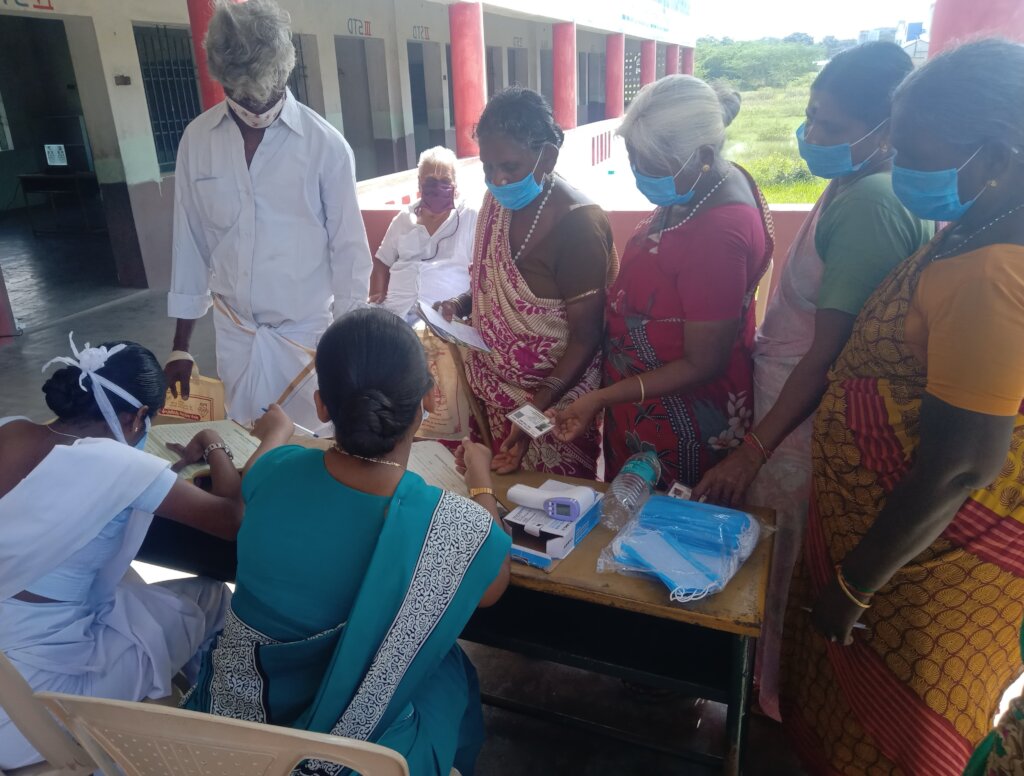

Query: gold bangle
636;375;646;404
469;487;495;500
835;565;872;609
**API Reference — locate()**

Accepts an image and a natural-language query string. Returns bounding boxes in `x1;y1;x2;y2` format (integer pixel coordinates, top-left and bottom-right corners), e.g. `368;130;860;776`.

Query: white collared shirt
168;91;371;325
375;200;477;321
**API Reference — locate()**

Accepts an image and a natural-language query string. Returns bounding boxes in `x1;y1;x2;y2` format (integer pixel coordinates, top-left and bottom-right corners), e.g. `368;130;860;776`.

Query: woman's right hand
252;403;294;443
692;443;764;507
548;391;604;444
456;437;494;489
433;298;461;323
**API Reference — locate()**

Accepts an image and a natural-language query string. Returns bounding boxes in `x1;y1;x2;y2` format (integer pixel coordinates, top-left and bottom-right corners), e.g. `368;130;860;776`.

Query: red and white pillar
553;22;577;130
681;46;695;75
929;0;1024;56
448;2;487;158
186;0;228;109
640;39;657;86
665;44;681;75
605;32;625;119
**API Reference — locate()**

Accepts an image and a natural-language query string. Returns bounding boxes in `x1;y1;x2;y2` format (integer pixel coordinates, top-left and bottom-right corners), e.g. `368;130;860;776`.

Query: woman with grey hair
779;39;1024;775
552;75;774;490
370;147;478;323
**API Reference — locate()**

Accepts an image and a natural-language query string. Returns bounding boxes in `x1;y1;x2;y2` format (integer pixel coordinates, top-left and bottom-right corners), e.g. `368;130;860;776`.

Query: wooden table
461;470;773;775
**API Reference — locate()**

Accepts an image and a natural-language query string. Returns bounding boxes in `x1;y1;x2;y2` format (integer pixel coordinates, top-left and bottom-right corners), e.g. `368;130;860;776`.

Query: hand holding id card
506;404;554;439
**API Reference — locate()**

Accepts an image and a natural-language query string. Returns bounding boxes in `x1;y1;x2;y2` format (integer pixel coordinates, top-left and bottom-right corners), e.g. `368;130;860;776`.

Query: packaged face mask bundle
597;496;763;602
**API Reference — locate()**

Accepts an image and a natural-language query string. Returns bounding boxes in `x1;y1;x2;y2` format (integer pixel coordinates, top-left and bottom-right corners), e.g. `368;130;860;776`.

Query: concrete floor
0;225;807;775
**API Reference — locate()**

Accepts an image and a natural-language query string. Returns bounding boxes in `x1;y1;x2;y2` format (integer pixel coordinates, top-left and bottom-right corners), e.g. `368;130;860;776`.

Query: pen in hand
260;407;320;439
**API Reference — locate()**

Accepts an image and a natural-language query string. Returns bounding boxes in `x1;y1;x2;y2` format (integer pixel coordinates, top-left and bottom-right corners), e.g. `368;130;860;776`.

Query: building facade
0;0;694;290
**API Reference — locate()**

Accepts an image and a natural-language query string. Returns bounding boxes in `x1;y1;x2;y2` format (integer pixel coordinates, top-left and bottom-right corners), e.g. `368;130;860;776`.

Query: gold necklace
45;425;81;441
331;444;405;469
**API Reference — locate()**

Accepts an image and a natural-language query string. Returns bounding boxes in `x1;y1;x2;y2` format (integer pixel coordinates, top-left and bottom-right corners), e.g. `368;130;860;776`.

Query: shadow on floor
0;203;138;332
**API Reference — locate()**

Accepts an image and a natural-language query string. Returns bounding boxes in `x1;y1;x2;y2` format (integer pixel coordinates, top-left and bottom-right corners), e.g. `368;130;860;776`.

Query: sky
692;0;936;42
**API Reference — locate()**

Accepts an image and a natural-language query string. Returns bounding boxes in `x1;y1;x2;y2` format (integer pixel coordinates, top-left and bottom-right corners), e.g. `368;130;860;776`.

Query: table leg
724;634;754;776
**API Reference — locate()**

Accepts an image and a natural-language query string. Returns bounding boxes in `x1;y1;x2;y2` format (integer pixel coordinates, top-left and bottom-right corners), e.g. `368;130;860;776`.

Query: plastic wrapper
597;496;767;602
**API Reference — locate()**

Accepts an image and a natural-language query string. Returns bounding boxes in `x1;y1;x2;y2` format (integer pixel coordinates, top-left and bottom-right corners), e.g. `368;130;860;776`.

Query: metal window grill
134;25;202;173
623;50;642;105
287;34;310;106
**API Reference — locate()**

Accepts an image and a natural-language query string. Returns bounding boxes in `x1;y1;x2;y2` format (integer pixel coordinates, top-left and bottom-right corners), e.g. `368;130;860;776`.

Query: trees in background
695;35;836;90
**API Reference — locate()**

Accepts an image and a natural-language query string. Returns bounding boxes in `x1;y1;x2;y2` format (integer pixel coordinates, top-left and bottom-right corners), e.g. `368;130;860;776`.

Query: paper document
147;420;261;480
416;301;491;352
408;441;468;496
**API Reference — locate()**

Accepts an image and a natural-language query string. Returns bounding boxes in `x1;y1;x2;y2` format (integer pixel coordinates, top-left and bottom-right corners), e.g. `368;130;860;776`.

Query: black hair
475;86;565;150
42;341;166;423
893;38;1024;151
316;308;433;458
813;41;914;127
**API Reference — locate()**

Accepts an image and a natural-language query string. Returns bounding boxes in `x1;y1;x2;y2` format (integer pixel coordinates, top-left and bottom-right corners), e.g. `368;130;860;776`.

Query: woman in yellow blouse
780;39;1024;775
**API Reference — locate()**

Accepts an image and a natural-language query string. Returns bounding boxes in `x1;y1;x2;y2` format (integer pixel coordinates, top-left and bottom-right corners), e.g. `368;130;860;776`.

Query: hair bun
337;388;407;458
43;366;94;420
713;83;742;127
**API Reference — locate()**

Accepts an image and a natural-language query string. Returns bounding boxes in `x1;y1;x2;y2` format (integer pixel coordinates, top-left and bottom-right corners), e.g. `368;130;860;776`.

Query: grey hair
418;146;458;175
893;38;1024;151
618;75;741;173
205;0;295;106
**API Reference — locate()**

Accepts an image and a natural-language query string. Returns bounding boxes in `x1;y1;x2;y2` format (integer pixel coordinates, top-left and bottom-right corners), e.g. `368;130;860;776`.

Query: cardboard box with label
506;495;603;571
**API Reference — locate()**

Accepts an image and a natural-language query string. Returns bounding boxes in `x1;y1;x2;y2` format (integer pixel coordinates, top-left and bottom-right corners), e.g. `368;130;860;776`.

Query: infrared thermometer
507;481;601;522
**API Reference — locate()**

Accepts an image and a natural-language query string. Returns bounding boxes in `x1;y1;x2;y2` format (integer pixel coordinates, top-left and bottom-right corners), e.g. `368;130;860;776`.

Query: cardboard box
507;496;603;570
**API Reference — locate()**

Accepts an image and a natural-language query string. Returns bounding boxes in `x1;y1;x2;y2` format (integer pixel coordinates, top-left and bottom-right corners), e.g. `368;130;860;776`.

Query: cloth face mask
892;146;986;222
796;119;887;179
487;147;548;211
420;180;456;214
632;150;701;207
226;92;286;129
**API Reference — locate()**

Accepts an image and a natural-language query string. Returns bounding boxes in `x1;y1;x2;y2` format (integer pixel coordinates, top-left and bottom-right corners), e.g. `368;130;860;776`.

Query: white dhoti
212;295;331;431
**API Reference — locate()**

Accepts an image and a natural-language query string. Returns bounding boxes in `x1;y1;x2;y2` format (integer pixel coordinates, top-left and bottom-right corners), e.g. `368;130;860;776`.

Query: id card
667;481;693;500
506;404;554;439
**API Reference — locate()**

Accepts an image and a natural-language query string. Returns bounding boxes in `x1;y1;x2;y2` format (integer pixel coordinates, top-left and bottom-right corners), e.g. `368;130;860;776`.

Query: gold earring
701;164;711;173
989;179;999;188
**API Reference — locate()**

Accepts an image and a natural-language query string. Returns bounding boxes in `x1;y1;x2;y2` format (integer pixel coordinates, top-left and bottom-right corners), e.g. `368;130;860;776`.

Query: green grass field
725;75;827;205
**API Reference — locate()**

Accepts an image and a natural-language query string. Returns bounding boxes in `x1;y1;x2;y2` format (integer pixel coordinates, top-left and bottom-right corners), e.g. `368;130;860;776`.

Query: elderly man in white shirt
369;147;478;324
166;0;370;431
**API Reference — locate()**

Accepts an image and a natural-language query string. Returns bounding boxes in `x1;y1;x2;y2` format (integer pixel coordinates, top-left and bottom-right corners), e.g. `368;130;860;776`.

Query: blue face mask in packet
601;496;761;602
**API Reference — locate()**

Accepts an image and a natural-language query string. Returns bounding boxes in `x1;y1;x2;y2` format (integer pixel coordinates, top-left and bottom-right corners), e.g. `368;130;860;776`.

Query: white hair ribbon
42;332;148;445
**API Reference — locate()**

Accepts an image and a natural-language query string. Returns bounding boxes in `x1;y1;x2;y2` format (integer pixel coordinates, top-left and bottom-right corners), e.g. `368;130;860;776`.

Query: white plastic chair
38;692;410;776
0;652;95;776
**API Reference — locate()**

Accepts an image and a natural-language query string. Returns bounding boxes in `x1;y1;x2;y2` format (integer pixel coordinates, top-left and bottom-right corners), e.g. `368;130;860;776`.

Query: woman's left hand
167;430;222;473
810;580;867;646
492;427;529;474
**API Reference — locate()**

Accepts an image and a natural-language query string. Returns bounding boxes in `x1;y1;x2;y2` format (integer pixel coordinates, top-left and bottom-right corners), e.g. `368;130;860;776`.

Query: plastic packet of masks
597;495;768;603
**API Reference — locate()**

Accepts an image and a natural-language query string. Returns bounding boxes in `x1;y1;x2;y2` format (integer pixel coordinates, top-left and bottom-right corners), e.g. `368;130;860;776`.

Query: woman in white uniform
370;146;478;323
0;336;262;770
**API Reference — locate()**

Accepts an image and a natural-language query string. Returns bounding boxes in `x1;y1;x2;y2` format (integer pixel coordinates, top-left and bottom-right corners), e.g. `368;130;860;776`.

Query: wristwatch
202;442;234;463
468;487;495;500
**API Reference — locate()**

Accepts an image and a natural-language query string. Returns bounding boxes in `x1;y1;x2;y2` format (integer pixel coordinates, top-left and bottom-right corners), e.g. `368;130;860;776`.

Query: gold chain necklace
331;444;405;469
45;425;81;441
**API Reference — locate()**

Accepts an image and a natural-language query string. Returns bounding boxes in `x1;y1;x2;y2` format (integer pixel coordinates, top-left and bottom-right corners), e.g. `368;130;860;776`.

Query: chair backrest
37;693;410;776
0;653;94;774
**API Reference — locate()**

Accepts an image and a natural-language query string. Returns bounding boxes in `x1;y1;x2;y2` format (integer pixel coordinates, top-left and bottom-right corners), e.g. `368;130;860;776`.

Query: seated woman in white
369;146;478;323
0;335;257;770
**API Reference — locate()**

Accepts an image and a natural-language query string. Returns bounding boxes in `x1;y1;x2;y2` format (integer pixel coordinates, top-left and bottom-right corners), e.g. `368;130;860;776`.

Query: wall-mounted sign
45;144;67;167
1;0;55;9
347;18;372;37
412;26;430;41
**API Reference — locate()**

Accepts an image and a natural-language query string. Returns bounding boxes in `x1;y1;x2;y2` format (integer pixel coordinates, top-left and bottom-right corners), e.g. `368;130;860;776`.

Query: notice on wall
44;144;67;166
2;1;56;10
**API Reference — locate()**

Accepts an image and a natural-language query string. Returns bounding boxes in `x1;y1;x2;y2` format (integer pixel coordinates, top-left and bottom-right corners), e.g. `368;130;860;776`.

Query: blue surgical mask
892;146;984;222
796;119;887;179
486;147;547;210
632;150;701;207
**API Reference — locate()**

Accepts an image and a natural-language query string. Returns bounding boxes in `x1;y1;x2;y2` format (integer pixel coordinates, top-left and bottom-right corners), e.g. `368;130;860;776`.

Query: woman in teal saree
184;308;511;776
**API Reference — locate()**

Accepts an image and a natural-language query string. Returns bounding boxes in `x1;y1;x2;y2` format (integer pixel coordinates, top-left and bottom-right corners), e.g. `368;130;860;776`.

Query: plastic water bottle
602;451;662;531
